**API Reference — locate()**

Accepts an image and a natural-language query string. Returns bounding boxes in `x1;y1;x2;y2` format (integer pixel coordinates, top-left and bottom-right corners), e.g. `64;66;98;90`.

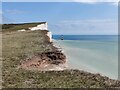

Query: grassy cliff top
2;22;46;32
2;24;120;88
2;30;55;88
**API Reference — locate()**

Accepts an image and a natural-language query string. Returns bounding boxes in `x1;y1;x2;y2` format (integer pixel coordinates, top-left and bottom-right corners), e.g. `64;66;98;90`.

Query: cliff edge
2;23;120;88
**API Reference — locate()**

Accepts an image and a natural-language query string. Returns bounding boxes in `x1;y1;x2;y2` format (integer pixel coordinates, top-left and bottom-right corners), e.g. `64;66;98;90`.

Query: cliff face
3;22;52;42
47;31;52;42
3;29;68;87
21;51;67;71
5;21;66;70
29;22;48;31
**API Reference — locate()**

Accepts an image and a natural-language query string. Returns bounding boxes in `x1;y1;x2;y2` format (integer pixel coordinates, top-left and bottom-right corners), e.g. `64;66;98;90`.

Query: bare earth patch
21;51;67;71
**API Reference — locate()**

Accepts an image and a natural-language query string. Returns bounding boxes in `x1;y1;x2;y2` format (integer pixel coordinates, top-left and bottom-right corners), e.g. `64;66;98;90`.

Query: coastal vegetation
2;22;46;32
2;23;120;88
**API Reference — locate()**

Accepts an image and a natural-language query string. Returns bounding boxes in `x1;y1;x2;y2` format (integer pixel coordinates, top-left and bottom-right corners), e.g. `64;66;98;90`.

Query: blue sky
2;2;118;35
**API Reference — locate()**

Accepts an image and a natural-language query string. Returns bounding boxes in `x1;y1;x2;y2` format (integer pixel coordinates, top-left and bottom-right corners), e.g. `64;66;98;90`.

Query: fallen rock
21;51;67;70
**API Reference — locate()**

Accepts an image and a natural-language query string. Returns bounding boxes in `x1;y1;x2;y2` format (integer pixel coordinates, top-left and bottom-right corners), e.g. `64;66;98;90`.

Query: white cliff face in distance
47;31;52;42
29;22;52;42
17;22;52;42
29;22;48;31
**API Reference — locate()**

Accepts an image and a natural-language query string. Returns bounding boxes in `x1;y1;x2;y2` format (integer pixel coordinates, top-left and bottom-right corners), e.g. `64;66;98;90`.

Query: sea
53;35;118;79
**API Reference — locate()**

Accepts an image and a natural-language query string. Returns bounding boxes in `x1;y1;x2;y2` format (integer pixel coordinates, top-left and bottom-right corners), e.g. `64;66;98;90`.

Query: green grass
2;22;46;32
2;25;120;88
2;30;55;88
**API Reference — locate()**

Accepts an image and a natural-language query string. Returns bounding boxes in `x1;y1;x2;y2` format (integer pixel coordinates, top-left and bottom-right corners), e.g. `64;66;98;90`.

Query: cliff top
2;22;47;32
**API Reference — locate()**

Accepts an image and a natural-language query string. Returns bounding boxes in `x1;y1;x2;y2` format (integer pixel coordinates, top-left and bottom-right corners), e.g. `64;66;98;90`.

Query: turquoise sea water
53;35;118;79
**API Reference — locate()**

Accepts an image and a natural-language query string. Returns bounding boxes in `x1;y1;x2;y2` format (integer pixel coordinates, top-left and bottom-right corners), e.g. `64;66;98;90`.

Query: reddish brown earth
21;51;67;70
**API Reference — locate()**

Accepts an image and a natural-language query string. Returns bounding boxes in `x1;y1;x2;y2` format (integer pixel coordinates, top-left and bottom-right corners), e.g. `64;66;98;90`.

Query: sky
2;1;118;35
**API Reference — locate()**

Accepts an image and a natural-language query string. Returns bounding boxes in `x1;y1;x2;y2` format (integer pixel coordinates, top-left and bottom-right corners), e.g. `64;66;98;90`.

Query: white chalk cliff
17;22;52;42
29;22;48;31
47;31;52;42
29;22;52;42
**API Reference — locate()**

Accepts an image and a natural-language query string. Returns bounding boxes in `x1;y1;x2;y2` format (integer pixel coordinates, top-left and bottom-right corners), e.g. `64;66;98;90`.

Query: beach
53;35;118;79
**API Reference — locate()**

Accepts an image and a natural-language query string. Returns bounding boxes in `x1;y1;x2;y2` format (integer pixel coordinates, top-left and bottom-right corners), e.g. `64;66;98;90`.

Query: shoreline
52;39;98;73
21;37;68;71
51;39;68;70
53;39;118;80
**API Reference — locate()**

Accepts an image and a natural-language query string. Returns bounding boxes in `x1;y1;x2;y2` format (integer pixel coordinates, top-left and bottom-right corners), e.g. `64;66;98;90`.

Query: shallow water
54;39;118;79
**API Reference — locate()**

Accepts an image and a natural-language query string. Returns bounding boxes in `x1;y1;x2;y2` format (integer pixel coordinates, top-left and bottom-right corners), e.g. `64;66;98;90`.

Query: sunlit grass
2;29;120;88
